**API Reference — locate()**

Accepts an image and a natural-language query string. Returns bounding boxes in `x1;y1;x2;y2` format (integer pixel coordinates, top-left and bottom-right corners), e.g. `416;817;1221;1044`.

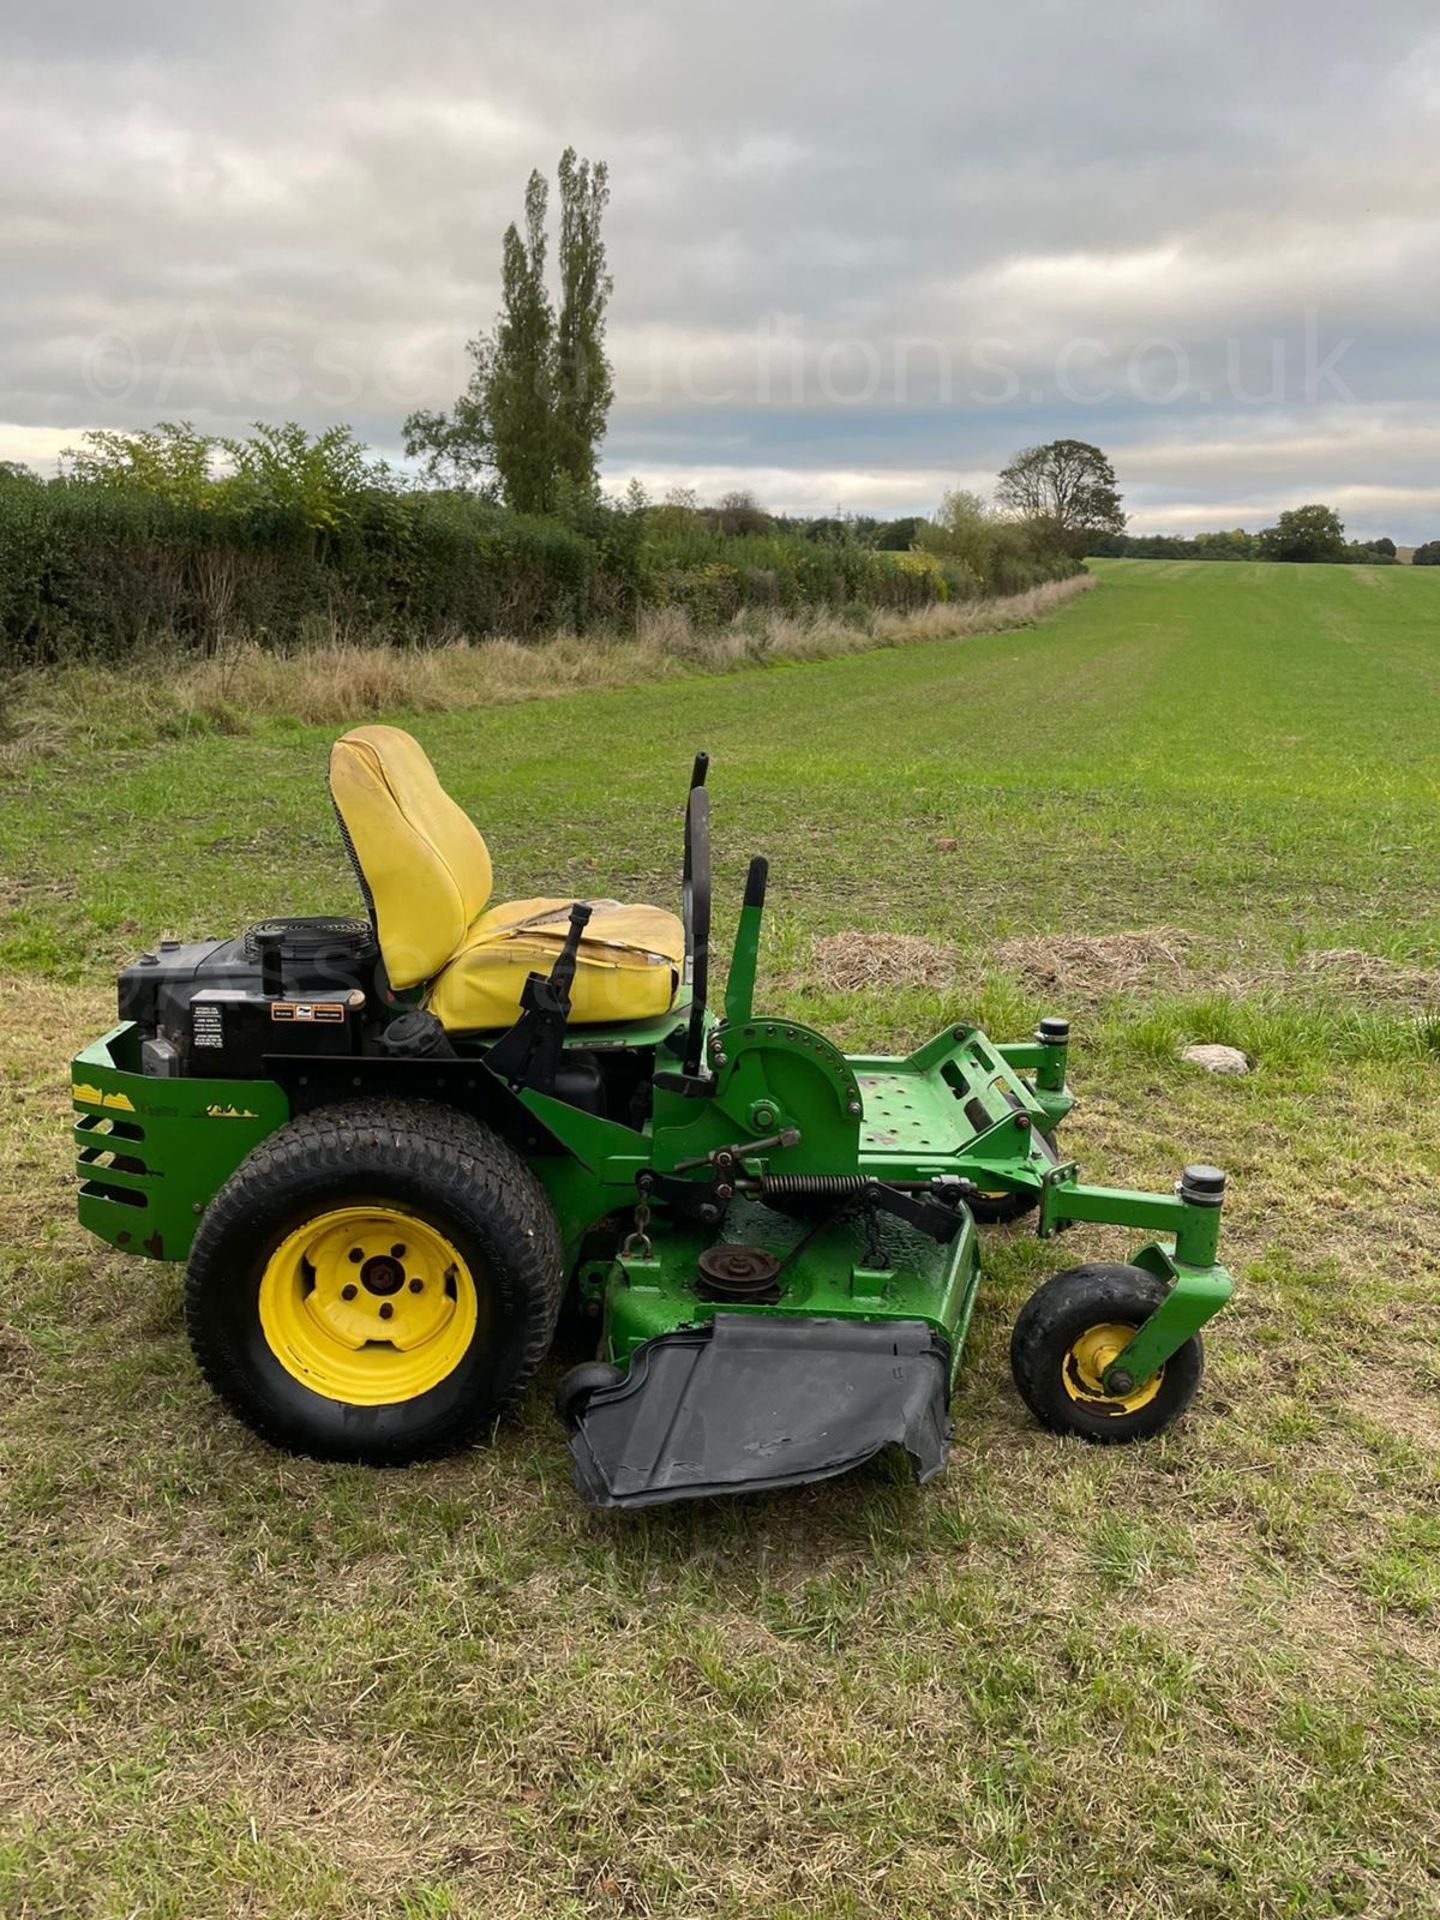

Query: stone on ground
1182;1043;1249;1075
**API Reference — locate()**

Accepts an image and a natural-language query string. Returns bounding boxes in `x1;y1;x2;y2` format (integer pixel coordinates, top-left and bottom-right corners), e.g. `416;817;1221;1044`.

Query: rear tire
185;1100;564;1464
1010;1262;1203;1444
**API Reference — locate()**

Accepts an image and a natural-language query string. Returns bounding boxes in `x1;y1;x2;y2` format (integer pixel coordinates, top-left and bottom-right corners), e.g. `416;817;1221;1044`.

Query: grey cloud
3;0;1439;535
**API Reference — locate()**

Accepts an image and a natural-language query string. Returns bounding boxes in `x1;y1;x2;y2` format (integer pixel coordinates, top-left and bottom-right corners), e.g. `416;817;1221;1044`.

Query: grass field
3;558;1440;1918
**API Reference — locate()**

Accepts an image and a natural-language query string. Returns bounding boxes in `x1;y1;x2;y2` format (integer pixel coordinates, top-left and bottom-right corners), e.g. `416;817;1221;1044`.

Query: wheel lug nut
378;1302;394;1321
342;1284;357;1300
348;1248;363;1264
390;1244;406;1259
409;1278;423;1293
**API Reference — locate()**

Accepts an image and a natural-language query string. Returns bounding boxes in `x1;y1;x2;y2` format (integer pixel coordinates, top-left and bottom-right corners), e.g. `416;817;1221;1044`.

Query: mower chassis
68;745;1237;1509
73;1006;1234;1417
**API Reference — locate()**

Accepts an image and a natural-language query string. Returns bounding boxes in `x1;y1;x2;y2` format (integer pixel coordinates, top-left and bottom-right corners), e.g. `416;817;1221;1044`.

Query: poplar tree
484;170;556;513
552;149;613;496
405;151;613;512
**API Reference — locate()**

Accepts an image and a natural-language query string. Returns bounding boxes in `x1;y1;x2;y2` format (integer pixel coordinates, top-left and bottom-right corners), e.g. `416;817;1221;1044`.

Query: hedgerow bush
0;485;615;667
0;432;1079;671
639;523;968;620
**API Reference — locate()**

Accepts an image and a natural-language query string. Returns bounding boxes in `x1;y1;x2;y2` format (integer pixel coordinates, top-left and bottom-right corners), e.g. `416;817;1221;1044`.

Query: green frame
71;991;1233;1393
74;1025;289;1263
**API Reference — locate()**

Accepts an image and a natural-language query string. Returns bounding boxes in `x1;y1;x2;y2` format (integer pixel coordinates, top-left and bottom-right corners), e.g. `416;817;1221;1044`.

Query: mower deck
567;1197;975;1505
584;1194;982;1367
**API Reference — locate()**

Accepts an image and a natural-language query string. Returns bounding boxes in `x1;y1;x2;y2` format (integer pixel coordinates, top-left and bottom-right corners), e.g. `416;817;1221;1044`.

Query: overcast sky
5;0;1439;537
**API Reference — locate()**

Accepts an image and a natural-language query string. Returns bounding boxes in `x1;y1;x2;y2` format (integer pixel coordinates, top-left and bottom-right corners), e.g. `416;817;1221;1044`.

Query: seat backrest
329;725;493;989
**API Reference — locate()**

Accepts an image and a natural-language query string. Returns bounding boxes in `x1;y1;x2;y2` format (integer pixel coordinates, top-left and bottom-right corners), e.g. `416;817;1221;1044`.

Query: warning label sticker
192;1004;224;1050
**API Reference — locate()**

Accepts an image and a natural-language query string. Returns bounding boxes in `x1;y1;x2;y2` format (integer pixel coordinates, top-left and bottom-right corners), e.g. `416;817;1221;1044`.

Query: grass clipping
994;928;1197;1001
811;926;1195;1001
813;925;1440;1012
812;931;961;992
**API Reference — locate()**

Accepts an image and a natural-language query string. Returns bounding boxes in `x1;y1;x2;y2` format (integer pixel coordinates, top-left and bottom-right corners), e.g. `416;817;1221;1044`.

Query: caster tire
1010;1262;1203;1444
967;1130;1057;1224
555;1361;625;1429
966;1187;1040;1225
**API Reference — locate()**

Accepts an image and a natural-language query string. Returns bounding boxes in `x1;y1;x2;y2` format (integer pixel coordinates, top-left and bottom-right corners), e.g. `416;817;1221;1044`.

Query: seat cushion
425;897;685;1033
330;726;494;990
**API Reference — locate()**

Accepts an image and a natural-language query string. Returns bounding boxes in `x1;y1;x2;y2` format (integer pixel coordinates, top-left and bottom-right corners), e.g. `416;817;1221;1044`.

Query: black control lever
483;902;593;1093
672;1127;802;1175
546;901;593;1010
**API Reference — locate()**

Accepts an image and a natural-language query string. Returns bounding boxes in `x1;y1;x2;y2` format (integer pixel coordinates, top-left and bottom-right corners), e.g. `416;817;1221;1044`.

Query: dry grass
767;925;1440;1033
0;575;1094;770
992;928;1200;1004
811;930;959;992
809;928;1201;1004
1285;946;1440;1007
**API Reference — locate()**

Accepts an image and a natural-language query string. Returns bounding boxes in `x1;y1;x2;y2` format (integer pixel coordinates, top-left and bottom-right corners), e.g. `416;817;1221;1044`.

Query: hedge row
0;483;1075;669
0;487;625;667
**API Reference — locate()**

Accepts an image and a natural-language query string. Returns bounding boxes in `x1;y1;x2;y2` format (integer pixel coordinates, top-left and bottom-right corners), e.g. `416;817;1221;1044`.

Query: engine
118;916;378;1076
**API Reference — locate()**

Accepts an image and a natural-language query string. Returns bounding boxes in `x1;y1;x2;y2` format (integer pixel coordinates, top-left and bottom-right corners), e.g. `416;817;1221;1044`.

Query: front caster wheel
966;1186;1039;1225
966;1131;1057;1224
1010;1263;1203;1444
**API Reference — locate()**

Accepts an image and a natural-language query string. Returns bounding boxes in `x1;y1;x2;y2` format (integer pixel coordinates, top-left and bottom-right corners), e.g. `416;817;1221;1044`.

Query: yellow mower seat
329;725;685;1033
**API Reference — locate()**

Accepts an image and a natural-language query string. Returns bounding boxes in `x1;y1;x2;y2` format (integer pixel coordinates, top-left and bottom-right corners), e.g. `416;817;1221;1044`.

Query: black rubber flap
568;1315;951;1509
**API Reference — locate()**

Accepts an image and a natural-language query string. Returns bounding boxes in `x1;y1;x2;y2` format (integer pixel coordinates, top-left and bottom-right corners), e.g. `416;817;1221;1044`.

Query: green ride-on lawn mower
71;726;1235;1508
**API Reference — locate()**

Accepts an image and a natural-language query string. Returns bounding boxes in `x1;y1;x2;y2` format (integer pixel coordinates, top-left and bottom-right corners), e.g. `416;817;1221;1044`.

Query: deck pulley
696;1244;784;1303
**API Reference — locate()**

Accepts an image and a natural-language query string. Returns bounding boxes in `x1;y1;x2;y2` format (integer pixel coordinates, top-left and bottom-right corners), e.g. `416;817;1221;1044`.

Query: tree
0;460;40;487
801;516;850;545
1413;541;1440;567
1084;530;1131;557
995;439;1125;556
1343;537;1398;566
219;422;392;531
871;515;927;551
1193;528;1258;561
401;385;493;492
712;489;772;536
552;149;613;498
405;150;614;514
484;169;558;515
1257;504;1347;563
60;421;216;506
925;489;995;585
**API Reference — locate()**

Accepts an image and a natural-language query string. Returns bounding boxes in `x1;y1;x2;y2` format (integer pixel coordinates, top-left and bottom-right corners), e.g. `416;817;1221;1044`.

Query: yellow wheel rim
1062;1322;1163;1416
258;1206;479;1406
